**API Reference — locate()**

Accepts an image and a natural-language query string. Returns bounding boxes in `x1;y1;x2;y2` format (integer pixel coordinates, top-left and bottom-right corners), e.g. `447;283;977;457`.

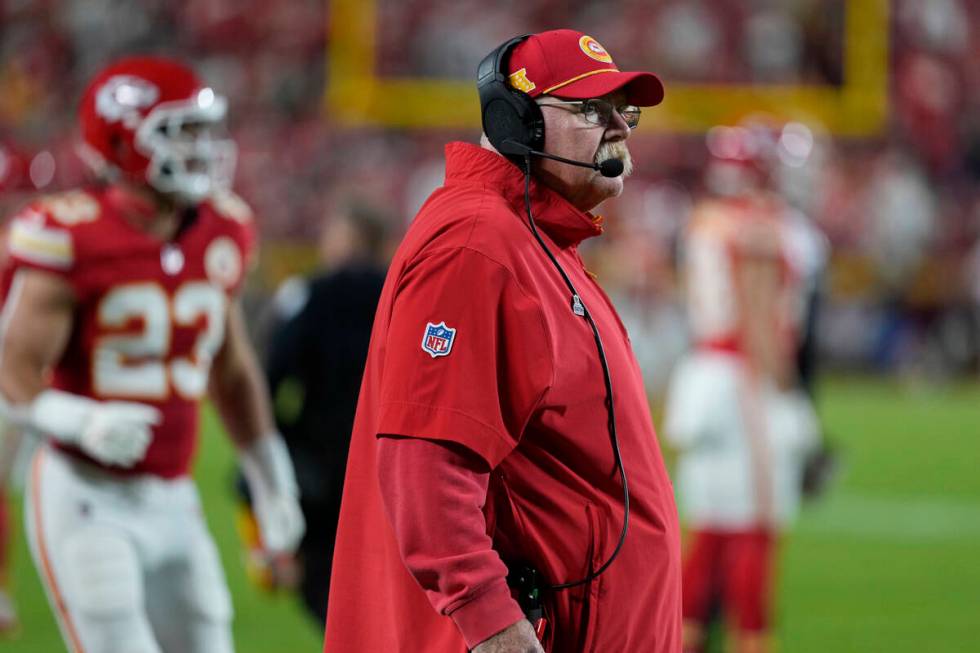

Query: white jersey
683;194;803;356
664;351;818;529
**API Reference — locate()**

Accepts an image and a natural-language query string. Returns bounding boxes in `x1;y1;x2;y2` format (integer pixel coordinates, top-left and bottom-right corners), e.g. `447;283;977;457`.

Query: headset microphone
499;139;625;178
597;158;625;178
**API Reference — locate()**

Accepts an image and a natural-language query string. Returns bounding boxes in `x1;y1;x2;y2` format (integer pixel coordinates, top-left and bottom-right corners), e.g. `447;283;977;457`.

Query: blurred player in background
664;123;823;653
0;57;304;653
238;198;388;623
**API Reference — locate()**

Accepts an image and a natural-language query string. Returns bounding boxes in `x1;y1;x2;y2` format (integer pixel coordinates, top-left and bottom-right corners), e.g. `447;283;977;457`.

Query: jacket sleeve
376;247;554;468
377;435;525;649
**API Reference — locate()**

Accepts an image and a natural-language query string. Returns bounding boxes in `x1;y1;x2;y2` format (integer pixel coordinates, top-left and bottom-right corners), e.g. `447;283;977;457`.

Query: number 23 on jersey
93;281;226;401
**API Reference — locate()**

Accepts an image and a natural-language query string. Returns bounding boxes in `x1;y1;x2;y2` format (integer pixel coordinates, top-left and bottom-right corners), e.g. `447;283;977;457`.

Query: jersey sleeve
684;221;735;343
377;247;554;468
4;191;108;280
207;190;258;295
233;219;258;295
4;200;83;288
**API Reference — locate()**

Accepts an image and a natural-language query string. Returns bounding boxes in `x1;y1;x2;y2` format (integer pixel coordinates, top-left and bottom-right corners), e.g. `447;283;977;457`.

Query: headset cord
520;157;630;590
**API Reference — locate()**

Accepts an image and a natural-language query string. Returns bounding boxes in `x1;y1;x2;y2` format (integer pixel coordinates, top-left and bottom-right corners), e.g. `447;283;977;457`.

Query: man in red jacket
324;29;681;652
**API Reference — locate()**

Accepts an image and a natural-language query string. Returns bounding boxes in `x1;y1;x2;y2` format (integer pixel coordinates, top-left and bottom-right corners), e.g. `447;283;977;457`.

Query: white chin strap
136;90;237;204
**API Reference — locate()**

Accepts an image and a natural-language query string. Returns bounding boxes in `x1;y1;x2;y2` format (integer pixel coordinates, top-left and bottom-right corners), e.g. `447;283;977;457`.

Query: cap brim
548;70;664;107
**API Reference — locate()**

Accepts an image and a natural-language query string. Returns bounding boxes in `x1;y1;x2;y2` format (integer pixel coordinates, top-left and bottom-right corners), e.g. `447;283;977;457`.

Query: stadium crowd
1;0;979;383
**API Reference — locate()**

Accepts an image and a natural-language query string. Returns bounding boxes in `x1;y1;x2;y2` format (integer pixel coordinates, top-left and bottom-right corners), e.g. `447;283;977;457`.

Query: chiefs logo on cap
579;35;613;64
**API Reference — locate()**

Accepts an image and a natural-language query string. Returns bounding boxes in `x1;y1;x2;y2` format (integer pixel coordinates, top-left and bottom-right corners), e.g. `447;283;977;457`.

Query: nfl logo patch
421;321;456;358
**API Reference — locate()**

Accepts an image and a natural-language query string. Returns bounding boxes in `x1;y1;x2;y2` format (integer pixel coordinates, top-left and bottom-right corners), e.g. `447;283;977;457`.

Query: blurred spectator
652;1;728;81
261;198;390;623
743;8;803;82
0;140;30;193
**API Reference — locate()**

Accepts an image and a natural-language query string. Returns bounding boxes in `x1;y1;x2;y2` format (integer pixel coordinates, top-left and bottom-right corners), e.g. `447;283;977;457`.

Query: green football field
2;375;978;652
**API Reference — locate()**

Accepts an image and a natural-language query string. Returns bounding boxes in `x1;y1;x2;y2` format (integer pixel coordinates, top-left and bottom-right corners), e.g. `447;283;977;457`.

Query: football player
664;124;821;653
0;57;304;653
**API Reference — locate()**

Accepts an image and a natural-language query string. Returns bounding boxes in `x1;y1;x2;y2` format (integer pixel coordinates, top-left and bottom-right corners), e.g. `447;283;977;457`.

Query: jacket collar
443;141;604;248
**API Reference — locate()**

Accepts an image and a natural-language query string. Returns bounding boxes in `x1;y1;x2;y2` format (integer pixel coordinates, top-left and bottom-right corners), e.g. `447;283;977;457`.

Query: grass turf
2;375;979;652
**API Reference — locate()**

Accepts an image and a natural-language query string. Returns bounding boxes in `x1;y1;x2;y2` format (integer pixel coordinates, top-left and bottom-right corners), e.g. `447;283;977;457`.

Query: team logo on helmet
579;35;613;64
421;321;456;358
95;75;160;130
205;236;242;289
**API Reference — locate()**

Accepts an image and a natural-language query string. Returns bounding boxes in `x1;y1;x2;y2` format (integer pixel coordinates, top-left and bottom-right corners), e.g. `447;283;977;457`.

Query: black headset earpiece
477;34;544;163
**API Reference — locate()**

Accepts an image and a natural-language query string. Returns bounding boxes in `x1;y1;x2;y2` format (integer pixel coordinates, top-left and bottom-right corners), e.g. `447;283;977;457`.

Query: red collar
102;184;159;226
443;141;604;248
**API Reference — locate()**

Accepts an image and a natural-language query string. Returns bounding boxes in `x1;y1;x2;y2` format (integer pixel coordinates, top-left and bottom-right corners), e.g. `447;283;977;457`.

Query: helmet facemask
135;88;237;205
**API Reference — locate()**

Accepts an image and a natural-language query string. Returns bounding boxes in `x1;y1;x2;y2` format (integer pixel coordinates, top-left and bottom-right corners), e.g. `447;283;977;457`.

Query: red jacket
324;142;681;652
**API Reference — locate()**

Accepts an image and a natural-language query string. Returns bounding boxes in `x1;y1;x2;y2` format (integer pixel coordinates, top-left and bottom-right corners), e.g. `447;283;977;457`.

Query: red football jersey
2;186;256;478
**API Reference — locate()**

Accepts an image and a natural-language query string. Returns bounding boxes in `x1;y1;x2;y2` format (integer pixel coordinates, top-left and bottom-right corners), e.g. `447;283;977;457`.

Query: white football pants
24;445;234;653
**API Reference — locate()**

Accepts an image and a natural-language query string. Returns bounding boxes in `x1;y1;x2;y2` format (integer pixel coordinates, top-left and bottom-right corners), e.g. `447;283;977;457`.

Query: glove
28;390;161;468
252;492;306;554
801;440;840;500
240;434;306;554
236;500;301;591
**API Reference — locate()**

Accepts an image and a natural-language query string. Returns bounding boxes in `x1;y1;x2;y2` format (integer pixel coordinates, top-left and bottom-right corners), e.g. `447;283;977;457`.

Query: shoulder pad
208;190;253;225
688;201;731;235
4;192;101;269
30;190;102;227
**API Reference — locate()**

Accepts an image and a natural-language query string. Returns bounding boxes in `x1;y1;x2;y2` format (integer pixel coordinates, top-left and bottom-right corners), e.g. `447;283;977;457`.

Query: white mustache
595;141;633;177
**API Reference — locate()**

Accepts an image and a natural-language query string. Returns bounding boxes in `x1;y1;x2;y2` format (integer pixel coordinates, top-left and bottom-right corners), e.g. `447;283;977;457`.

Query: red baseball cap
507;29;664;107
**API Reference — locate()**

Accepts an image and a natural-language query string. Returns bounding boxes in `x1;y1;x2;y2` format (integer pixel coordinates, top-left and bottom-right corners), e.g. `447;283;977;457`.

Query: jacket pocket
580;502;605;653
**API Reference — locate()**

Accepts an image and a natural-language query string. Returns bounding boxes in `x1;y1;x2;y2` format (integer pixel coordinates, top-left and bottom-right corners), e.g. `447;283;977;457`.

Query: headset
477;35;545;162
477;36;631;596
477;36;624;176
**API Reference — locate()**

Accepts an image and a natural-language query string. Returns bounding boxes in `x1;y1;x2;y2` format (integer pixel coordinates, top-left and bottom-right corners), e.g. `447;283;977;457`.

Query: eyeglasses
538;98;642;129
